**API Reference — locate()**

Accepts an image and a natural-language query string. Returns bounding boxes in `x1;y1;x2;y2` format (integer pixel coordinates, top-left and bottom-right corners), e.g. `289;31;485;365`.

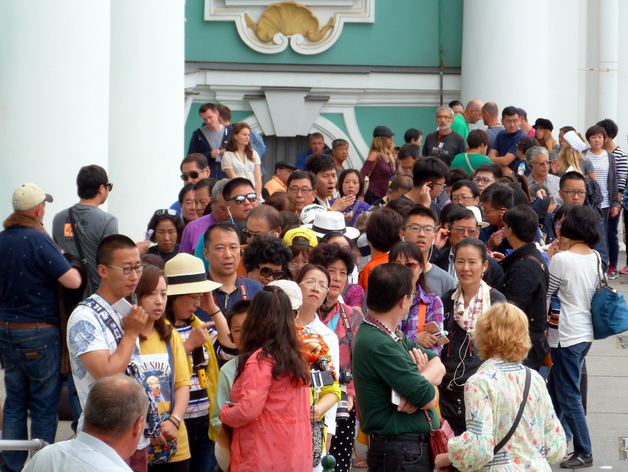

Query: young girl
221;122;262;198
136;266;191;471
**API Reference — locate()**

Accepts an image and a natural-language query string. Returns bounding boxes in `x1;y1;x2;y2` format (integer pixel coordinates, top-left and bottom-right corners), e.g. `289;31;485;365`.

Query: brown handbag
425;410;458;471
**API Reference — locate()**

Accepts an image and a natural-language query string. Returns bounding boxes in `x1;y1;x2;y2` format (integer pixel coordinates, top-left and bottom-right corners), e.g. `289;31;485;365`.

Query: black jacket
187;124;232;179
438;286;506;433
499;242;549;371
430;246;504;288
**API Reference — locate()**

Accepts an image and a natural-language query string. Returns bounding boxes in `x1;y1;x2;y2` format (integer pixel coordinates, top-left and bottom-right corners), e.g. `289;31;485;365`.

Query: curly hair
473;303;531;364
308;242;356;275
237;286;310;386
146;212;185;244
243;234;293;273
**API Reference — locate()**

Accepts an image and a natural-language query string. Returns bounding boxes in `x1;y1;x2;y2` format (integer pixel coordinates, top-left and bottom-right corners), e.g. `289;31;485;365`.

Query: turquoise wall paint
355;106;437;149
186;0;463;67
320;113;349;135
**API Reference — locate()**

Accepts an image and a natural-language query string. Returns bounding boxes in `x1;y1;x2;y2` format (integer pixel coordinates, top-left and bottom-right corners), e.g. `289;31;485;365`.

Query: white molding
204;0;374;55
340;107;369;159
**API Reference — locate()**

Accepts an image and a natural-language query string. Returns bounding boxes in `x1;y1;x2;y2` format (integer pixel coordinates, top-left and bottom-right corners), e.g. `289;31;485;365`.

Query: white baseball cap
12;183;53;212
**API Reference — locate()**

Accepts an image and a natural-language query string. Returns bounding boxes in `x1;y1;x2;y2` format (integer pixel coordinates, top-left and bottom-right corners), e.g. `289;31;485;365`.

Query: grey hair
332;139;348;149
525;146;549;166
436;105;454;119
212;178;230;202
83;374;148;440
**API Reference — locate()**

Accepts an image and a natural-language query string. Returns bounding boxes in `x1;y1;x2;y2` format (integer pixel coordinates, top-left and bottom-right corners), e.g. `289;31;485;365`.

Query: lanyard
319;303;353;343
211;275;249;309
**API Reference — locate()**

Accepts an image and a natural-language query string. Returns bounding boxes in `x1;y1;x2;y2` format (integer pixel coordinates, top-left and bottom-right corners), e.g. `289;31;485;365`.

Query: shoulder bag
591;251;628;339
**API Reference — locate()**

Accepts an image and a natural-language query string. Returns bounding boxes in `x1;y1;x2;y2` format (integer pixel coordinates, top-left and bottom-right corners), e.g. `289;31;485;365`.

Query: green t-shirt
451;152;493;174
451;114;469;140
353;322;438;435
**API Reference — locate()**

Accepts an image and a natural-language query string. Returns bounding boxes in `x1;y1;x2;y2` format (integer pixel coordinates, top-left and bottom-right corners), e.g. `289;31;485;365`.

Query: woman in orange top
221;286;312;471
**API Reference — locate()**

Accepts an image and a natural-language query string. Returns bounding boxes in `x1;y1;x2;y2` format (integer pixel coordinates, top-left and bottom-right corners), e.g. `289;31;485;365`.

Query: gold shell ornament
245;1;335;43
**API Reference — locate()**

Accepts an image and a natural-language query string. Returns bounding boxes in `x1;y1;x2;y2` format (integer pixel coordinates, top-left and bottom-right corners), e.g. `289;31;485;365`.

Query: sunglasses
106;183;114;192
258;267;283;280
227;193;257;205
180;171;200;181
154;209;178;216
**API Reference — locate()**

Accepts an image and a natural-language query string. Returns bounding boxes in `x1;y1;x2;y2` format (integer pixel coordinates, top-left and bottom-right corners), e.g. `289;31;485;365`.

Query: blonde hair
539;129;556;153
557;135;586;176
472;303;531;364
369;135;393;157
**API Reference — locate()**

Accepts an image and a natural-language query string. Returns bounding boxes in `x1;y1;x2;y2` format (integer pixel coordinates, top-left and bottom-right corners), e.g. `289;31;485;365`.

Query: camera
336;370;353;420
431;147;449;158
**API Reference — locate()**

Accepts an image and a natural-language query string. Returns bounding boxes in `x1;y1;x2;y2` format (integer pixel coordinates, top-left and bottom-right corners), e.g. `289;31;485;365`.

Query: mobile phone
131;293;138;305
427;183;434;190
391;390;401;406
145;229;154;241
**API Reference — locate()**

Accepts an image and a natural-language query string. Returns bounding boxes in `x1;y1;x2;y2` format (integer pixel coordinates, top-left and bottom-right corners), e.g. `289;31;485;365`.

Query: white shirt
67;294;148;449
23;432;132;472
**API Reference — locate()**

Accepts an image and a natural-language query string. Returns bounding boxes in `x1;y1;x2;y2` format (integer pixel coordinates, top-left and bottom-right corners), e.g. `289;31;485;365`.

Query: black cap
533;118;554;132
275;160;297;172
373;126;395;138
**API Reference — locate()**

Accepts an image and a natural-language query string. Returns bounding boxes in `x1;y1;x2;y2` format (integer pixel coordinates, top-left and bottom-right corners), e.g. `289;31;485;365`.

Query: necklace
568;241;587;249
364;314;401;342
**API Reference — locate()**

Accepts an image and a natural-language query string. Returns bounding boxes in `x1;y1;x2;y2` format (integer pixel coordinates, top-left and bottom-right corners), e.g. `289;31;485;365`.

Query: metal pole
439;0;444;106
0;439;48;452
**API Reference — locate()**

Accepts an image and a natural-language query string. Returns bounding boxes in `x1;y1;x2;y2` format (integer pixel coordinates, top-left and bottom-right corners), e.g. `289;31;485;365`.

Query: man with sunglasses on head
53;165;119;292
169;153;210;216
67;235;151;468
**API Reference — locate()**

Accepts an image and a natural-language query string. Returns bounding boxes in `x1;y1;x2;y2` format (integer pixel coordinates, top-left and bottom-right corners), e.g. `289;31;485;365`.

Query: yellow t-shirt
140;329;191;462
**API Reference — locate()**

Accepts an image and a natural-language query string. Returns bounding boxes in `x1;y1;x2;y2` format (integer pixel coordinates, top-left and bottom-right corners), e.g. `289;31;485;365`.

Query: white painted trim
204;0;373;55
340;107;369;159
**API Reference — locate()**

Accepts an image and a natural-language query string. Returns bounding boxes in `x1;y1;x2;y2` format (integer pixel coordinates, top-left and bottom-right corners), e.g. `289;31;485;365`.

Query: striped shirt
587;150;610;208
175;324;210;419
613;146;628;193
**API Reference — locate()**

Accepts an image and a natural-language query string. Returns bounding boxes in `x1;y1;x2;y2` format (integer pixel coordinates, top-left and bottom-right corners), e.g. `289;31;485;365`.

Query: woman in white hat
163;253;227;472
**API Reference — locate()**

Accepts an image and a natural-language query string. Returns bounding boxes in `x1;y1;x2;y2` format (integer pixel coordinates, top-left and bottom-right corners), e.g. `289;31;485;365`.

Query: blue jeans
0;326;62;472
368;435;432;472
184;415;216;472
551;342;592;455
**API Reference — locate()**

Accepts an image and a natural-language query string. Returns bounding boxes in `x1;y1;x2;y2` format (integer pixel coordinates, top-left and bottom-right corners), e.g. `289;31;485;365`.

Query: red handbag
425;411;458;471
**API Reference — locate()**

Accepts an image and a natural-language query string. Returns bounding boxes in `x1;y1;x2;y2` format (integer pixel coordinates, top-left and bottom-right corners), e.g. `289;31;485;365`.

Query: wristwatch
171;414;182;424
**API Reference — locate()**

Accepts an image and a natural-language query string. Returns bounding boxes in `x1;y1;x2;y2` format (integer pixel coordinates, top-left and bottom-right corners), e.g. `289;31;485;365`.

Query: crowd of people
0;99;622;471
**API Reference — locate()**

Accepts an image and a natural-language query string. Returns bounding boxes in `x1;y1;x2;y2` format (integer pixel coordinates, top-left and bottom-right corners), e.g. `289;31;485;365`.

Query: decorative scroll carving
245;2;335;43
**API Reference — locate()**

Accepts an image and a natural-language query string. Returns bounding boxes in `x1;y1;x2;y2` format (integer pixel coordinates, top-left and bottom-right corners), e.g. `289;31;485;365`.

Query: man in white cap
0;183;82;472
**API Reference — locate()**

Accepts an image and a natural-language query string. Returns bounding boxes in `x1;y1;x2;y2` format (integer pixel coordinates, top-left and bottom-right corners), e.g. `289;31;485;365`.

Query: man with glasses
526;146;562;205
169;153;211;216
68;235;151;467
488;106;526;175
499;205;549;371
223;177;259;225
287;170;318;215
479;183;514;253
471;162;503;195
422;105;467;166
430;206;503;288
397;157;448;219
53;165;119;292
400;205;455;298
450;180;480;207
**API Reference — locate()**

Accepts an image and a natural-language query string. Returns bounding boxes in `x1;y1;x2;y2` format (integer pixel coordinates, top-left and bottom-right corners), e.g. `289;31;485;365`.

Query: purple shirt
179;213;217;254
397;285;444;354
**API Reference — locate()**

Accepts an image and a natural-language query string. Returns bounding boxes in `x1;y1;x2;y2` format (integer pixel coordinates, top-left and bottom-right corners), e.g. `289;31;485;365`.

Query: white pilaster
0;2;111;227
598;0;619;122
107;0;185;239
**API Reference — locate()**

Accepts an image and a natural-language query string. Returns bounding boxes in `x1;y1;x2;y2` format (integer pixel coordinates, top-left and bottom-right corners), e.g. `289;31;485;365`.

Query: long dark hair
236;286;310;386
135;266;172;342
389;241;431;294
225;122;254;161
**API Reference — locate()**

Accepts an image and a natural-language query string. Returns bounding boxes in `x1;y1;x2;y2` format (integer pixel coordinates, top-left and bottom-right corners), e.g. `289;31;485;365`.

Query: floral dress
447;358;567;471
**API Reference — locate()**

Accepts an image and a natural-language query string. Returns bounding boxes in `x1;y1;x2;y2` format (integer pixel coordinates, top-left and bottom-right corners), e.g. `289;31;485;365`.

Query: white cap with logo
12;183;53;212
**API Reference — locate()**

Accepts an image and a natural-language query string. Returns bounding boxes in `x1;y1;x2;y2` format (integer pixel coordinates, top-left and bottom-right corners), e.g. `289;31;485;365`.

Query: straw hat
164;253;221;296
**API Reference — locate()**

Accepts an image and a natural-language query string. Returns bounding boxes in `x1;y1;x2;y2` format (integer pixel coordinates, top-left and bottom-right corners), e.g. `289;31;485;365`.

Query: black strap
338;304;353;343
494;366;531;454
79;298;124;344
166;340;175;413
515;253;549;286
68;207;87;266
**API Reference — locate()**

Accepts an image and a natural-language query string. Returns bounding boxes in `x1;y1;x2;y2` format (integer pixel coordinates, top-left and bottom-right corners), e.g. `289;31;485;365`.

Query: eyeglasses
481;206;501;215
533;161;550;167
288;186;314;195
227;193;257;205
180;171;200;181
409;291;418;299
554;221;562;227
242;229;274;240
154;209;178;217
288;260;308;271
473;177;494;185
400;165;414;174
562;190;586;197
403;224;436;234
450;227;480;237
429;181;446;190
451;195;475;203
299;280;329;292
106;183;114;192
107;264;145;275
185;294;205;303
403;261;420;271
258;267;284;280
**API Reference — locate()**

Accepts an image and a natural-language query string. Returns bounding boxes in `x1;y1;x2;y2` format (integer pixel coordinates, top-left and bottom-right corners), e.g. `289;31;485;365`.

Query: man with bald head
451;99;484;140
481;102;504;150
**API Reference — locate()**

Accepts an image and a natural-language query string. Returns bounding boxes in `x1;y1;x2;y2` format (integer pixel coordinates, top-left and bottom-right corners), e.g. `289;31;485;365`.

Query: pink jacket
221;349;312;471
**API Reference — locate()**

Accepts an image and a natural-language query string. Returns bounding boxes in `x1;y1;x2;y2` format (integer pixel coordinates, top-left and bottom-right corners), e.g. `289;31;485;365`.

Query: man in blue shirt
488;106;526;175
0;183;82;472
296;132;325;170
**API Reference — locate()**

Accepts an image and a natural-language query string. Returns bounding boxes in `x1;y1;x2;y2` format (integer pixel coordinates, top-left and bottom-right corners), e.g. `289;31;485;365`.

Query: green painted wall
355;106;437;149
185;0;463;67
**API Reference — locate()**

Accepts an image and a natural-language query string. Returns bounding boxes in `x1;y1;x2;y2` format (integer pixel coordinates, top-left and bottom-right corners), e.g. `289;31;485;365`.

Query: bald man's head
464;99;484;124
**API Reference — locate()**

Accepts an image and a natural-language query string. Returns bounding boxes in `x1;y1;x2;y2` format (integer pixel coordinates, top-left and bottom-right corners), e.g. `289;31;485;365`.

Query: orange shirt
263;175;287;196
358;253;389;291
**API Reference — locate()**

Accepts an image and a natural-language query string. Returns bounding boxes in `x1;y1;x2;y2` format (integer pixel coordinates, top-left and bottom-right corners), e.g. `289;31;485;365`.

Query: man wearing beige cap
0;183;82;472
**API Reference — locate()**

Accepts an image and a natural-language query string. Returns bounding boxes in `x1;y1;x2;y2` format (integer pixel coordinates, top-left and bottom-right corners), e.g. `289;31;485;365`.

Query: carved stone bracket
205;0;374;55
